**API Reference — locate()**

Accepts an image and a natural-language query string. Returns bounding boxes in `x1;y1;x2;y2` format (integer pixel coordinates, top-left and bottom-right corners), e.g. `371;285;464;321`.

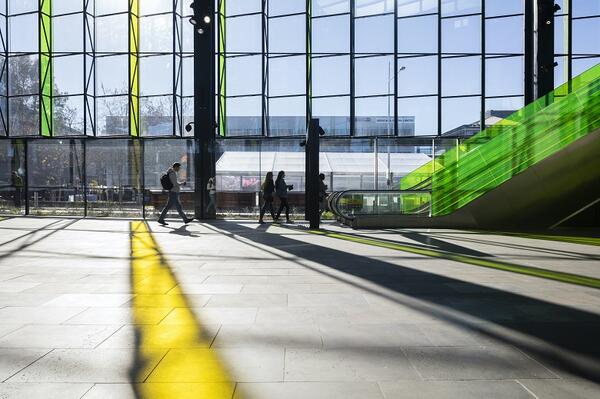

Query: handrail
328;189;432;221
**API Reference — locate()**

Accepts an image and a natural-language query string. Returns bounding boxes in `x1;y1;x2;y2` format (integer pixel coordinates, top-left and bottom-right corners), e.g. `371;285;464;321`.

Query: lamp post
385;63;405;189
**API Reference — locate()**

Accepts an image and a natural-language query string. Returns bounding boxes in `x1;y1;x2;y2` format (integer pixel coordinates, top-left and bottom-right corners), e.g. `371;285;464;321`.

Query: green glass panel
428;63;600;216
40;0;52;137
129;0;139;137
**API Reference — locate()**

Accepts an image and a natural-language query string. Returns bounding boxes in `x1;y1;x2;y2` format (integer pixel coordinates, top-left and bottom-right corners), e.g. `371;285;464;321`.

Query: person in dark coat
259;172;276;223
275;170;293;223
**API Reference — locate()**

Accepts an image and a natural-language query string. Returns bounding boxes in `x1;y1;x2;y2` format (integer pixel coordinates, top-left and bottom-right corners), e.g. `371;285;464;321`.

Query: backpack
160;173;173;191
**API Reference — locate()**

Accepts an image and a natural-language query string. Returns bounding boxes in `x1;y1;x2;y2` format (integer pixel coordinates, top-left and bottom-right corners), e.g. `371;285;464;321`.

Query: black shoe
158;220;168;226
184;218;194;224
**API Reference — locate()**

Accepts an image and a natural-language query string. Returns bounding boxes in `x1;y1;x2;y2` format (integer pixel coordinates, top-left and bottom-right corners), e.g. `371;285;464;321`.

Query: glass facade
0;1;598;219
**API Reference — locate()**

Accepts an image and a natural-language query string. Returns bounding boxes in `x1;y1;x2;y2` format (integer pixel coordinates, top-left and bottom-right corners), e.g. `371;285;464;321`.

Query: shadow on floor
209;220;600;384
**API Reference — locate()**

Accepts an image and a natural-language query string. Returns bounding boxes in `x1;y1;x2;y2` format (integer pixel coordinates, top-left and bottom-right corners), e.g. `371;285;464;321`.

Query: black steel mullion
172;0;177;136
481;0;485;132
262;0;267;137
437;0;441;136
567;0;573;86
393;0;398;136
350;0;355;136
3;0;8;136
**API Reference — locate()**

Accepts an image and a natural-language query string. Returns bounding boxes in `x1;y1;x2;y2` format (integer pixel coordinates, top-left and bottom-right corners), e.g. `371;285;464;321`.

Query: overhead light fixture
204;15;211;24
189;16;197;25
197;28;204;34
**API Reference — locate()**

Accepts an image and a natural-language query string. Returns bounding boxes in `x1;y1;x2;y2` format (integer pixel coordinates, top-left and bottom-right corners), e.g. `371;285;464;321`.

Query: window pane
227;0;261;16
398;15;438;53
269;96;306;136
54;55;84;95
441;95;480;134
140;0;172;15
140;55;173;96
9;14;38;53
269;15;305;53
9;96;39;136
398;96;437;135
140;13;173;52
96;14;129;53
442;15;481;54
96;0;128;15
485;56;523;96
313;0;350;17
485;96;523;115
442;55;481;96
397;0;438;17
54;14;84;53
355;14;394;54
312;96;350;136
97;96;129;136
573;18;600;55
572;0;600;18
226;96;262;136
9;55;38;96
356;55;394;96
441;0;481;17
141;95;174;136
9;0;37;14
356;0;394;17
397;55;437;96
269;55;306;96
312;55;350;96
54;0;84;15
96;55;128;95
312;15;350;54
486;16;523;54
486;0;523;17
270;0;305;16
355;96;392;136
54;95;85;136
227;55;261;96
227;14;262;53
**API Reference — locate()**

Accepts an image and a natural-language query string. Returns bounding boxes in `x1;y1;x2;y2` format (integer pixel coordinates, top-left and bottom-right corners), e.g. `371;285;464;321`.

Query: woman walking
206;177;216;214
275;170;293;223
259;172;276;223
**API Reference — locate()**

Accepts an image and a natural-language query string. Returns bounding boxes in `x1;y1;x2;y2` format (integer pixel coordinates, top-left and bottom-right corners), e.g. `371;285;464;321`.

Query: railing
403;63;600;217
328;189;431;221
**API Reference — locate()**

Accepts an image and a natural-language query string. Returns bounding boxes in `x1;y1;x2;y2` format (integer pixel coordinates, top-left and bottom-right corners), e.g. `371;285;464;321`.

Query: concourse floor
0;217;600;398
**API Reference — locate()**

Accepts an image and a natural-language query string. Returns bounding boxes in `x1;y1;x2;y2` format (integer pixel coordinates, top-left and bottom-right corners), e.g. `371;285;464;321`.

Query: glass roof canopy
0;0;598;138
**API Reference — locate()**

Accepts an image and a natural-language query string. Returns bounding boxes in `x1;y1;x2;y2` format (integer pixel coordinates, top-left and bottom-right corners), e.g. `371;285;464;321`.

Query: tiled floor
0;217;600;398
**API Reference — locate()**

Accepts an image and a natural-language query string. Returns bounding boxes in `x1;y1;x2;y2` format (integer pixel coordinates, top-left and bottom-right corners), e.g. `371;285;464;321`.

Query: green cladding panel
40;0;52;137
129;0;140;137
429;63;600;216
218;0;226;136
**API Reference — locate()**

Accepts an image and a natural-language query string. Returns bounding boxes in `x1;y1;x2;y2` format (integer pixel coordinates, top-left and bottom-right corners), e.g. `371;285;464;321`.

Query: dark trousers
260;196;275;221
13;188;23;208
276;197;290;220
158;191;187;222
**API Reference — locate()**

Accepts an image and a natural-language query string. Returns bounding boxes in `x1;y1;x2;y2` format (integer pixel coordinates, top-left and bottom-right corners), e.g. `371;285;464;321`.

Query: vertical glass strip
218;0;226;136
129;0;140;137
84;0;95;136
40;0;52;137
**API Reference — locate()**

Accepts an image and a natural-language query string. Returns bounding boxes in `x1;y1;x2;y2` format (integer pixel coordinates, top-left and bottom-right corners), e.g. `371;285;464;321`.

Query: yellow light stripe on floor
308;228;600;290
130;221;238;399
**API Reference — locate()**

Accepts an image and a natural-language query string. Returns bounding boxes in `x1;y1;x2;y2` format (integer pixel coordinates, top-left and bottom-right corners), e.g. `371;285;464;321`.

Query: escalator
329;63;600;229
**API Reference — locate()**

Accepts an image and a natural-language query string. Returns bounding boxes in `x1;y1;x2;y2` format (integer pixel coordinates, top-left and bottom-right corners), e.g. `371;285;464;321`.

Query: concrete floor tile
405;346;556;380
255;307;348;324
0;282;41;293
319;323;432;348
288;293;369;307
241;284;313;294
0;325;121;349
63;307;171;325
416;322;500;346
378;380;534;399
235;382;385;399
0;324;22;340
518;378;600;398
0;307;87;324
161;307;257;325
213;323;323;349
206;294;288;308
0;383;93;399
174;284;243;294
43;294;132;307
285;348;419;381
97;324;220;349
81;383;136;399
0;349;50;381
9;348;164;383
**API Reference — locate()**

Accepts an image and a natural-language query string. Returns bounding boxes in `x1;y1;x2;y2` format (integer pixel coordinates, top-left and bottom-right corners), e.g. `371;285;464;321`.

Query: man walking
158;162;193;226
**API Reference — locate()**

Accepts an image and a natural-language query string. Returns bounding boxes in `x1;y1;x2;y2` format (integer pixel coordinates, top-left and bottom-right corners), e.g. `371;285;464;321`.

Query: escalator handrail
329;189;432;221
